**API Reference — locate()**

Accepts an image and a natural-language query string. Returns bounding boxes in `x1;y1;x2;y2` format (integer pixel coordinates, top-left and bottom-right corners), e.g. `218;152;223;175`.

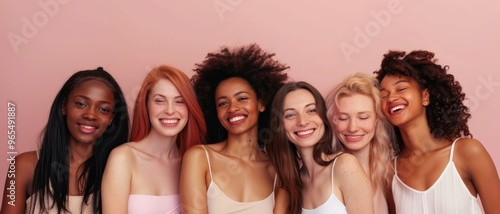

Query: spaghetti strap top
201;145;275;214
26;150;93;214
302;153;347;214
392;138;483;214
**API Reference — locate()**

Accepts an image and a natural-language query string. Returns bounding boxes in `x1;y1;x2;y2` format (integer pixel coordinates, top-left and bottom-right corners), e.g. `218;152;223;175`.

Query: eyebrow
73;95;113;105
216;91;249;102
339;111;372;115
380;79;410;91
283;102;316;112
151;94;183;99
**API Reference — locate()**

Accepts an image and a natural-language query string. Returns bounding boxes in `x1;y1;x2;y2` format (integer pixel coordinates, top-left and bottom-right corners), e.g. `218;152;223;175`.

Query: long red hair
130;65;206;155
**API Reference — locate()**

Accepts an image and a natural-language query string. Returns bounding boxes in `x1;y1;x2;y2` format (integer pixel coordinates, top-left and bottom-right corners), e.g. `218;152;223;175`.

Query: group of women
1;44;499;214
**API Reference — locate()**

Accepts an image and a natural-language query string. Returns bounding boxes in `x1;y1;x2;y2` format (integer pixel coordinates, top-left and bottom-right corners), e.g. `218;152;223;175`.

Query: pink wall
1;0;499;198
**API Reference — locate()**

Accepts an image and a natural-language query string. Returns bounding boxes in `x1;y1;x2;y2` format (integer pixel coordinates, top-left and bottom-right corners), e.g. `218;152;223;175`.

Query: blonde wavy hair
325;72;395;193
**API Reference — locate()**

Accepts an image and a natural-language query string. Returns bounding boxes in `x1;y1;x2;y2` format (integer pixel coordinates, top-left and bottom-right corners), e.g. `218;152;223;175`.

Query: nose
297;114;309;126
387;93;398;102
164;102;175;114
83;108;97;120
348;119;358;132
228;101;240;113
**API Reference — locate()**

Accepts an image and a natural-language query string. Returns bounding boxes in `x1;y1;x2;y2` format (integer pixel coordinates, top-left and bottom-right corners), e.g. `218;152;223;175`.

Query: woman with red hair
102;65;206;214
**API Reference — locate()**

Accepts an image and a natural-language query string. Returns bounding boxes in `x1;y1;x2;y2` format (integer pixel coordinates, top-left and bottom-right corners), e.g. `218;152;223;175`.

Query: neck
398;115;440;155
297;147;322;179
224;129;262;160
142;131;180;159
68;141;94;165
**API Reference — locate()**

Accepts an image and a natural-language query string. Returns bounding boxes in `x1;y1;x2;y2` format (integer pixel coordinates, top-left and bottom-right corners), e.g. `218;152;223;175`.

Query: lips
295;129;315;137
389;104;406;114
78;124;97;134
344;134;363;142
160;118;179;126
228;114;247;124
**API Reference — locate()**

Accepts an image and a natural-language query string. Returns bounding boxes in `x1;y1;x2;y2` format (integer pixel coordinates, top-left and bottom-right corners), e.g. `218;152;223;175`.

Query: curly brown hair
374;50;472;151
191;43;289;145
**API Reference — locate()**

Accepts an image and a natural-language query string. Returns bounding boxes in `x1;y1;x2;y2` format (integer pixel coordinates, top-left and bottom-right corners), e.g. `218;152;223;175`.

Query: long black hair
30;67;129;213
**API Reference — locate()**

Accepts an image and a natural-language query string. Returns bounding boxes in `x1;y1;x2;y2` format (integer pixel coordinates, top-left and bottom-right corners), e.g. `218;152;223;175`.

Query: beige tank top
202;145;276;214
25;150;93;214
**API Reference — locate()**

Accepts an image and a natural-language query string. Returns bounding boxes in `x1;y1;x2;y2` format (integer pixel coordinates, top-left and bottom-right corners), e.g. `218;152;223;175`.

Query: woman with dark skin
0;67;129;214
180;44;289;214
375;50;500;213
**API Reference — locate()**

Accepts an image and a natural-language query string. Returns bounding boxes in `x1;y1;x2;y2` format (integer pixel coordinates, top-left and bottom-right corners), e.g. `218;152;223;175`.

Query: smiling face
379;75;429;127
63;79;115;145
282;89;324;148
335;94;377;153
147;78;189;138
215;77;264;136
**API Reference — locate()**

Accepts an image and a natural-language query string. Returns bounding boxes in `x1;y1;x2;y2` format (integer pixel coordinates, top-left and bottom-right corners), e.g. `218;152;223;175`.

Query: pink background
1;0;499;202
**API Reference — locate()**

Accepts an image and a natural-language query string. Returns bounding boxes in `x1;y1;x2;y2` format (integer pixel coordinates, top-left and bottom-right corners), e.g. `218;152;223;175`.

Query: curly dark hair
374;50;472;150
191;43;289;145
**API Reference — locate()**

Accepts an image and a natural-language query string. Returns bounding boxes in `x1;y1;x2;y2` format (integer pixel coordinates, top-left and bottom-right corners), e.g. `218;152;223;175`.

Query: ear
422;89;430;106
258;100;266;112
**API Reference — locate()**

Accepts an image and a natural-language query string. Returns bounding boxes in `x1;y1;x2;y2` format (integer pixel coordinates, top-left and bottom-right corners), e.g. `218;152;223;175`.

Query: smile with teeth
161;119;179;124
229;116;245;123
80;125;96;130
78;124;97;134
296;129;314;136
390;105;406;113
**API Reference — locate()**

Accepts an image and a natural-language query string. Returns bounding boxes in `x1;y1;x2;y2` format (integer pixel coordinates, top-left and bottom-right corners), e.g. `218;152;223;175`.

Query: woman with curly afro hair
375;50;500;213
180;43;290;214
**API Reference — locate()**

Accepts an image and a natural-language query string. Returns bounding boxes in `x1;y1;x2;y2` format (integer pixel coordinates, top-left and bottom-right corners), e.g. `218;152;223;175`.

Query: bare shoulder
110;142;136;155
180;145;209;182
183;144;209;163
10;151;38;181
334;153;361;167
106;142;137;165
15;151;38;168
454;138;488;159
1;151;38;212
332;153;365;175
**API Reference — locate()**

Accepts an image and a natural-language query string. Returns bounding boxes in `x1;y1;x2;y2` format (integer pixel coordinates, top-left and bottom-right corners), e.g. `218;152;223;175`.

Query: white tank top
392;138;483;214
302;154;347;214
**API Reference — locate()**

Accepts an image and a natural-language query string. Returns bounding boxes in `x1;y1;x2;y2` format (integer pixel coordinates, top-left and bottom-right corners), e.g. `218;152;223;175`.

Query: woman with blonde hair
325;72;395;213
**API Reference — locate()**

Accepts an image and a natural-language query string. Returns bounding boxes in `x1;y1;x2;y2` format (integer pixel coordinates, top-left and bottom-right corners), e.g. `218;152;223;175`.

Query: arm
101;146;133;214
335;154;375;214
458;138;500;213
273;180;289;214
180;146;209;214
0;151;37;214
